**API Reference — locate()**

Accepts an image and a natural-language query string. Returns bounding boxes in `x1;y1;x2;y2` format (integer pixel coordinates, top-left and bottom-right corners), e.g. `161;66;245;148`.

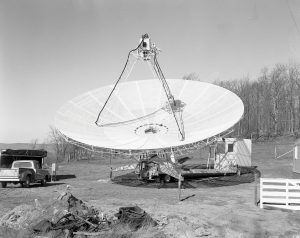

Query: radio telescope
55;35;244;156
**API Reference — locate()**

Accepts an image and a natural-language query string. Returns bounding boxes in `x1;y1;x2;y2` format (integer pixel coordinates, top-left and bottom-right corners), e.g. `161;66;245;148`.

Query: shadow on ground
0;182;65;189
29;182;65;188
56;174;76;180
112;167;260;189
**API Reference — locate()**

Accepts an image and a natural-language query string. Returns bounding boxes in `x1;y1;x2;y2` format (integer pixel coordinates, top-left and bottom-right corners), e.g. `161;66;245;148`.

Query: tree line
30;127;95;163
184;62;300;140
47;126;95;162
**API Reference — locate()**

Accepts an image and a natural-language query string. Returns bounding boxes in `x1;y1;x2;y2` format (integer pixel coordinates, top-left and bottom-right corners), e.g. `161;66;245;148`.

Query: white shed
215;138;252;171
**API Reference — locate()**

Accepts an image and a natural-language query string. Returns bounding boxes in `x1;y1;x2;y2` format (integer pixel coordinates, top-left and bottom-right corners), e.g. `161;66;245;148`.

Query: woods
47;126;94;162
185;62;300;139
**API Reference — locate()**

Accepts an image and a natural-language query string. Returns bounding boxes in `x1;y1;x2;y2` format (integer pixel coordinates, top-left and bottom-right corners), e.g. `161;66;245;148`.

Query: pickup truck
0;160;50;188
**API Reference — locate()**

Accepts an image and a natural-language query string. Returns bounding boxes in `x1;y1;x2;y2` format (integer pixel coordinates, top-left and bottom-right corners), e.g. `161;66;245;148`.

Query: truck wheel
163;175;172;183
41;178;47;186
0;182;7;188
23;176;31;188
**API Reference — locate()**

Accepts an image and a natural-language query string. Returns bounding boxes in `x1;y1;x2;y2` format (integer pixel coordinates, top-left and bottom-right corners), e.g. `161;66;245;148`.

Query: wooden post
109;152;112;180
254;173;258;206
260;178;263;208
178;171;182;201
51;163;57;182
285;179;289;208
109;167;112;180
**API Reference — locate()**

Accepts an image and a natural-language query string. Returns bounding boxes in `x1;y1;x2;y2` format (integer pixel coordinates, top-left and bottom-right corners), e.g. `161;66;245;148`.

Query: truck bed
0;168;20;181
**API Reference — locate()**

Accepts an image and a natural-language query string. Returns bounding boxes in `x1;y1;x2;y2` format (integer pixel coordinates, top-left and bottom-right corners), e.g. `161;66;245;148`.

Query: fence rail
260;178;300;210
274;144;294;160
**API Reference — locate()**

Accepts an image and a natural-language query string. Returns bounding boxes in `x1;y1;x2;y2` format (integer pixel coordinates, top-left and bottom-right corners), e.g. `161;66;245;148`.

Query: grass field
0;141;300;237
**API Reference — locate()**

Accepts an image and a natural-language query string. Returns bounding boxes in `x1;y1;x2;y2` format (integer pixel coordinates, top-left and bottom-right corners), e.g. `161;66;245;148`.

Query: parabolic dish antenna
55;79;244;152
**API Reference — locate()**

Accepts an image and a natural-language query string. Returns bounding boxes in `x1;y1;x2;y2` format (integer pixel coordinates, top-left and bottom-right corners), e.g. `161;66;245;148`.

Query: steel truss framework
95;34;185;141
58;129;234;160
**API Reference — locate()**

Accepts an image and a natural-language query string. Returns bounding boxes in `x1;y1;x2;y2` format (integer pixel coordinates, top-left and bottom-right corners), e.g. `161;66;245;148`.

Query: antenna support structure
95;34;185;141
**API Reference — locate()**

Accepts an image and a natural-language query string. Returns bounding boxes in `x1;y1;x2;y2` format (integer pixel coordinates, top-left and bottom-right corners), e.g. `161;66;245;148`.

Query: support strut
95;34;185;141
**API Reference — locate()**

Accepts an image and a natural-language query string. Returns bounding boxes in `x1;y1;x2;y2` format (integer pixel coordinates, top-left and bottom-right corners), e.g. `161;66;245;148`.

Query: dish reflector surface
55;79;244;150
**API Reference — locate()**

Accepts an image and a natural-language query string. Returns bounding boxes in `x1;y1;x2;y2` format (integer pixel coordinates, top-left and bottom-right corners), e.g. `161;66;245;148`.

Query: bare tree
286;62;300;134
183;72;201;81
47;126;95;163
30;138;39;149
269;64;286;135
48;126;70;163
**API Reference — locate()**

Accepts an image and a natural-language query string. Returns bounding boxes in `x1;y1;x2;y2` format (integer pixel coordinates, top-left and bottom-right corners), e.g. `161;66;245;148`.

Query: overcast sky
1;0;300;143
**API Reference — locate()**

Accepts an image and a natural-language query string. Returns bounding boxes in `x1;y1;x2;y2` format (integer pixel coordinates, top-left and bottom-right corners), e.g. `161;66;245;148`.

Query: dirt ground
1;142;300;237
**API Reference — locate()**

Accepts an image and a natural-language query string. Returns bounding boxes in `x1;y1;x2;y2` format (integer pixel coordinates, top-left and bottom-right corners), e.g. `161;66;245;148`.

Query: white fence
260;178;300;210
